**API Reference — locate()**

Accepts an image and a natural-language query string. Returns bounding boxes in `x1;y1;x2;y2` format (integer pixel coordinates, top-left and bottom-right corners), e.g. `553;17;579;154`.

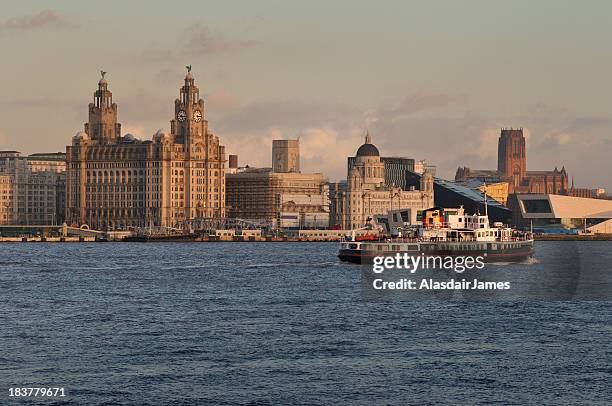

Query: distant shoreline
534;234;612;241
2;235;612;243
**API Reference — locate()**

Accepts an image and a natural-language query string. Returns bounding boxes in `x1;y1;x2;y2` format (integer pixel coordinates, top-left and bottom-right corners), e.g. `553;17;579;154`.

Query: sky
0;0;611;190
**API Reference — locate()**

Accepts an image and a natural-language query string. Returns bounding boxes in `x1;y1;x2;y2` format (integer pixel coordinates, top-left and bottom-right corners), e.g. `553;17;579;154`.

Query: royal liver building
66;68;226;230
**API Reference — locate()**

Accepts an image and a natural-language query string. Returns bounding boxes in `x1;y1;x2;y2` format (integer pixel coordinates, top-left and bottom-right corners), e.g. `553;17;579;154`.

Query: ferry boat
338;206;534;264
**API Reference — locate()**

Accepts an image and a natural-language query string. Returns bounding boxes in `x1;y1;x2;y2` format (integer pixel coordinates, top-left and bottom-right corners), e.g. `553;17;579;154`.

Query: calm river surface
1;241;611;405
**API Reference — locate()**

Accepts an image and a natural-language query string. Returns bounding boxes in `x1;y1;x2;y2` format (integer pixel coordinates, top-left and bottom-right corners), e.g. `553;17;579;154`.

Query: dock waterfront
533;234;612;241
0;235;344;243
3;234;611;243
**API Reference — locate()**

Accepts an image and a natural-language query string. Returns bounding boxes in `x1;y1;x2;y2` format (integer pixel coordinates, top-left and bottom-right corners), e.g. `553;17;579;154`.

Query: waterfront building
328;180;347;228
594;188;607;198
0;151;66;225
413;159;437;176
459;179;510;206
226;140;329;228
66;69;226;230
456;128;569;194
508;193;612;234
227;155;239;174
406;171;512;224
0;175;13;225
272;139;300;173
567;187;596;199
337;133;434;230
348;154;415;189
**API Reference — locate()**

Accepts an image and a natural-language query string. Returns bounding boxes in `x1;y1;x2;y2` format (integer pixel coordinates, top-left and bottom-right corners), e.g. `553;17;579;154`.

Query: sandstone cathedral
455;128;569;195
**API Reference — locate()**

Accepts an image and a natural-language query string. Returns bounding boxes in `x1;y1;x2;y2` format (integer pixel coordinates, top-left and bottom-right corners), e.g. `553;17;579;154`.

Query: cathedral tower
85;71;121;144
497;128;526;188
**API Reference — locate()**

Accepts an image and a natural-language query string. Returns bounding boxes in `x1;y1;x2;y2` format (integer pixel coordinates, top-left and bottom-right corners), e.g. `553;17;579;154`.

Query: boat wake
487;257;540;267
245;261;337;269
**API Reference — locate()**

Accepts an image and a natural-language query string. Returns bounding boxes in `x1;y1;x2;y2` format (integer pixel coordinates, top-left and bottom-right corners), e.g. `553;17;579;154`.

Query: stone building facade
226;140;329;228
347;153;415;189
272;139;300;173
66;69;226;230
335;133;434;229
0;151;66;225
226;168;329;228
456;128;569;195
0;175;13;225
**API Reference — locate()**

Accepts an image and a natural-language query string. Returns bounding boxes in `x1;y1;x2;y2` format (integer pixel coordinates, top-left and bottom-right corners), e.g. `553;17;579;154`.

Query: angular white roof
518;194;612;218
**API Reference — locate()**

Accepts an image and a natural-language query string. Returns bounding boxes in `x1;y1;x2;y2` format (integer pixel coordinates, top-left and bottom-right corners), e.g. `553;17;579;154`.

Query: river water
1;241;611;405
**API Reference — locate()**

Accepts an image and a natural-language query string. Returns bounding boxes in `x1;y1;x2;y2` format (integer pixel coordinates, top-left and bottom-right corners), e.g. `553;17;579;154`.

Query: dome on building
124;133;135;142
356;143;380;157
356;131;379;157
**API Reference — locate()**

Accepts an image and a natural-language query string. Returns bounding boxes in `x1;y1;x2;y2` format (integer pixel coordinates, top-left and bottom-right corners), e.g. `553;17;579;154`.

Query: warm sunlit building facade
226;140;329;228
0;151;66;225
456;128;569;195
66;69;226;230
335;133;434;229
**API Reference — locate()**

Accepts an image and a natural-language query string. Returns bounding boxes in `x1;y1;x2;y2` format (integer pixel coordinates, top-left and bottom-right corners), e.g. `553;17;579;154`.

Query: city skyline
1;2;612;190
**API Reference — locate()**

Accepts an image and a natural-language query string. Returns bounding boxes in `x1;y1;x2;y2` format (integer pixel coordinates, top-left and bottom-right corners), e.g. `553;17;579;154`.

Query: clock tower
85;71;121;144
171;65;208;148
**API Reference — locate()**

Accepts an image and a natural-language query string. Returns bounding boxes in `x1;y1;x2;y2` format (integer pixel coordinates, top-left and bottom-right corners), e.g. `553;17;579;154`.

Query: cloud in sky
0;10;72;33
139;23;259;65
215;99;360;134
185;23;259;55
298;127;364;178
140;48;176;64
205;90;241;114
206;90;612;190
0;97;79;110
376;91;469;120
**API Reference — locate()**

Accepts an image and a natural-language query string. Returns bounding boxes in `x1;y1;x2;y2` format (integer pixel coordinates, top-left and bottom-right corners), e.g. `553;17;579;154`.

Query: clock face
177;110;187;122
193;110;202;122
